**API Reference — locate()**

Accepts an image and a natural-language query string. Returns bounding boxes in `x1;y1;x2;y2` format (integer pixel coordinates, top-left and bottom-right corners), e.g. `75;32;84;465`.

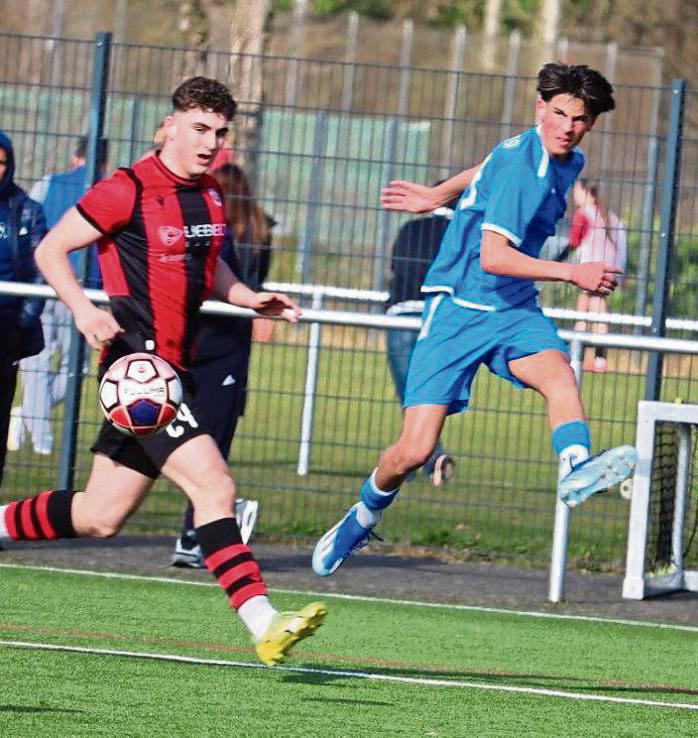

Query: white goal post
623;401;698;599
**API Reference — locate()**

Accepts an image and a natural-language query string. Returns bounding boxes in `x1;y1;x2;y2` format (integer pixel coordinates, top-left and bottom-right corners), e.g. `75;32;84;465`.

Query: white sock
356;469;396;527
0;505;8;541
356;501;383;528
237;595;277;640
558;444;589;479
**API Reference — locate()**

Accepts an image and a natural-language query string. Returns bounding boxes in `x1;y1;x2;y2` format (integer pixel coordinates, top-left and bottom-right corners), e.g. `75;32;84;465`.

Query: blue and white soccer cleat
312;503;374;576
558;445;638;508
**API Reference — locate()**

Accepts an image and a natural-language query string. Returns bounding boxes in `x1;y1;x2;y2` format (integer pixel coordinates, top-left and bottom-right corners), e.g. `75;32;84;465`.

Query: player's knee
191;467;236;508
389;440;436;474
545;368;577;401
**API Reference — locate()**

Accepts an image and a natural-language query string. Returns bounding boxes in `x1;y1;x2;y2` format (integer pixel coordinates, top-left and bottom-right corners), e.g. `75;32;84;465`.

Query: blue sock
359;470;400;511
552;420;591;475
355;471;399;528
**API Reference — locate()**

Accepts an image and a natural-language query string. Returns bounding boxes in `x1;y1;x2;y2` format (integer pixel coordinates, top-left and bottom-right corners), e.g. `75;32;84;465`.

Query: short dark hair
75;135;109;165
172;76;237;120
537;63;615;117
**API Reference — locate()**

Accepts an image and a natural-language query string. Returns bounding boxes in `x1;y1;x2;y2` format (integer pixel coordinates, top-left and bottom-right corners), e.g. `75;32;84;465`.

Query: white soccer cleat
171;536;204;569
558;445;638;508
235;498;259;545
430;453;456;487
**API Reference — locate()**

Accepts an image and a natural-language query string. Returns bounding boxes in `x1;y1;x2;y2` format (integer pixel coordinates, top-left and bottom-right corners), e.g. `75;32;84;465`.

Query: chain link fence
1;32;697;573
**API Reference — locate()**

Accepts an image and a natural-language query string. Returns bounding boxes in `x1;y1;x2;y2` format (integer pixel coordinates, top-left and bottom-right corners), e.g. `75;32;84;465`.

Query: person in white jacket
569;178;628;373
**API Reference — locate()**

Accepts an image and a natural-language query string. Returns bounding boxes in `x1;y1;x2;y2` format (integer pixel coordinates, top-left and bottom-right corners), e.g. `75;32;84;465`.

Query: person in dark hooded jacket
0;129;46;486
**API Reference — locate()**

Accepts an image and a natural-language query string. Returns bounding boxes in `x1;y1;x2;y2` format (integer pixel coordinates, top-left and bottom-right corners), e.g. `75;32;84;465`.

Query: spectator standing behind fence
8;137;107;456
568;178;628;373
313;63;639;578
172;163;275;568
386;191;459;487
0;129;46;485
0;77;324;666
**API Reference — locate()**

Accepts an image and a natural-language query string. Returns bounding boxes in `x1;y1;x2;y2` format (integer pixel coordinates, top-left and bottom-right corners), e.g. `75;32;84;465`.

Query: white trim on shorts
417;294;444;340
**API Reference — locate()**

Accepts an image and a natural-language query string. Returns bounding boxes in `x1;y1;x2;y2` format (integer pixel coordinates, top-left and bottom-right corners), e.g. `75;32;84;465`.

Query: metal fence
2;31;698;575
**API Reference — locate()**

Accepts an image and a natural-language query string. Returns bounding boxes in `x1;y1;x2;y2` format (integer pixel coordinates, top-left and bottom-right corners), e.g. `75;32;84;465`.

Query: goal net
623;401;698;599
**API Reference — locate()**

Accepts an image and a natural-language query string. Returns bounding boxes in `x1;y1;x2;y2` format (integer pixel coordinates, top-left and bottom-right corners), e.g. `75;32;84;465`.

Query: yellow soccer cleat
255;601;327;666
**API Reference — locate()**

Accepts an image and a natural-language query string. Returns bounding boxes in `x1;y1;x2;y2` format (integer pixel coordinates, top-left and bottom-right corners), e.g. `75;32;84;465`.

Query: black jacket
387;211;451;309
193;218;274;364
0;190;47;361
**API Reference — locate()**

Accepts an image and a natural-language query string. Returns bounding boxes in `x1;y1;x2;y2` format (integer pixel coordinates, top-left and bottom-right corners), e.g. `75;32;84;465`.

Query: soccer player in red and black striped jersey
0;77;325;666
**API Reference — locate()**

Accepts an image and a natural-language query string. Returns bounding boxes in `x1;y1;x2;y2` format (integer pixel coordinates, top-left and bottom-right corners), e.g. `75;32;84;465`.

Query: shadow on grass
302;696;393;706
0;704;84;715
280;662;698;699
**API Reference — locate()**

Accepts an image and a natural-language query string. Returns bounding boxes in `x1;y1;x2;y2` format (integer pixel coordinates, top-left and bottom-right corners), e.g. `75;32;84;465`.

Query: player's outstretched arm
381;164;480;213
213;257;302;323
34;207;124;350
480;230;622;294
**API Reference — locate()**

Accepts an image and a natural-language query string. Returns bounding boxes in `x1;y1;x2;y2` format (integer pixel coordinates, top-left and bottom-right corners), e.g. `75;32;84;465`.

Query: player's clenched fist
570;261;623;295
74;304;125;349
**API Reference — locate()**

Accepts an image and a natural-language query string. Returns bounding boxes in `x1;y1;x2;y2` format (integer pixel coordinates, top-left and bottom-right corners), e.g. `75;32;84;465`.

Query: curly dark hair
537;63;615;117
172;76;237;120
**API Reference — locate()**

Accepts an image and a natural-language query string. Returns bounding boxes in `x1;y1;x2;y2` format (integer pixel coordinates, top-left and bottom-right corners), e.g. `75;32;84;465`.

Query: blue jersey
422;126;584;311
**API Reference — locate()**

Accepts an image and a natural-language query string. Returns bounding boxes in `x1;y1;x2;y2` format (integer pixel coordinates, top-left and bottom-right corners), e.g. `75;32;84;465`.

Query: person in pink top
569;178;628;372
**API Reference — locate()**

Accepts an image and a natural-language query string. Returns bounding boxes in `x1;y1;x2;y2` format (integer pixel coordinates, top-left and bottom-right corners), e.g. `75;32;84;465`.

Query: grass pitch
0;564;696;737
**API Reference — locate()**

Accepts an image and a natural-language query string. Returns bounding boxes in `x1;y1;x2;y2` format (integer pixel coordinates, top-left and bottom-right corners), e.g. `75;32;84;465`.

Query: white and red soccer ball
98;353;182;436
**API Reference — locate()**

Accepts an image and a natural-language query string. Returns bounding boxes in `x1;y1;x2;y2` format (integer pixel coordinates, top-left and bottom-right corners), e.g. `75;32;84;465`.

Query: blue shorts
404;294;569;415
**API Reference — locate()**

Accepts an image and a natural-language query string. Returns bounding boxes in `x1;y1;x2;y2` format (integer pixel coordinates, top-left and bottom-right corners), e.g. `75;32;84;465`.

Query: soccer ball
98;353;183;436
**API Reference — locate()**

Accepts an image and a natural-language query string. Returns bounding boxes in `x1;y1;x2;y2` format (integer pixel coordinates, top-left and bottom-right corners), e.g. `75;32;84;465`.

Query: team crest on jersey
159;225;183;247
208;189;222;207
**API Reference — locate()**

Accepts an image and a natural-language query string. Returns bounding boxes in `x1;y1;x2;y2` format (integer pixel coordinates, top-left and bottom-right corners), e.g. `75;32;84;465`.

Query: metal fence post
297;292;323;476
500;29;520;139
296;111;326;283
440;25;465;179
548;337;584;602
396;19;413;118
57;31;111;490
372;117;398;295
127;94;142;165
340;12;359;111
634;49;664;322
645;78;686;402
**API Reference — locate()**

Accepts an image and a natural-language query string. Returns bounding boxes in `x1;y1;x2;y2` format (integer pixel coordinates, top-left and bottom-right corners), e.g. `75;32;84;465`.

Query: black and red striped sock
196;517;268;610
0;490;76;541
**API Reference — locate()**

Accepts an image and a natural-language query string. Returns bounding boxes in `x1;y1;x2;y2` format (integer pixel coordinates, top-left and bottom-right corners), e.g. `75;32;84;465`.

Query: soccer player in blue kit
313;62;638;577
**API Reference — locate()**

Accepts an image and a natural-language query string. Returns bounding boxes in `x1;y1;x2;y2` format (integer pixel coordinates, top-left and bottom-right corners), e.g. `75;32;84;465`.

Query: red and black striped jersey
77;154;225;369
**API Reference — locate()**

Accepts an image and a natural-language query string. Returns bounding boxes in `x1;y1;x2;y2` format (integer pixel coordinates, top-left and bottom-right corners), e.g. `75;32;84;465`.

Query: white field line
1;562;697;634
1;638;696;712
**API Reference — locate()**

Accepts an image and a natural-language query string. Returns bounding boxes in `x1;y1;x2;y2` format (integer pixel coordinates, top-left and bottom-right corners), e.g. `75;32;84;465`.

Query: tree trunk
228;0;272;176
483;0;502;72
178;0;210;79
537;0;561;67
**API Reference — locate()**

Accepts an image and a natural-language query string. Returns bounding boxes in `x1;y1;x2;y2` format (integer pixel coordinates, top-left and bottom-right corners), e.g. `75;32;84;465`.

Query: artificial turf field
0;564;696;737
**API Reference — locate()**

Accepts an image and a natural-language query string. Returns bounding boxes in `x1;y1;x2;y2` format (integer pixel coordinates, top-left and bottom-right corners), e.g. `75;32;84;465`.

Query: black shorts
91;366;208;479
190;351;250;459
